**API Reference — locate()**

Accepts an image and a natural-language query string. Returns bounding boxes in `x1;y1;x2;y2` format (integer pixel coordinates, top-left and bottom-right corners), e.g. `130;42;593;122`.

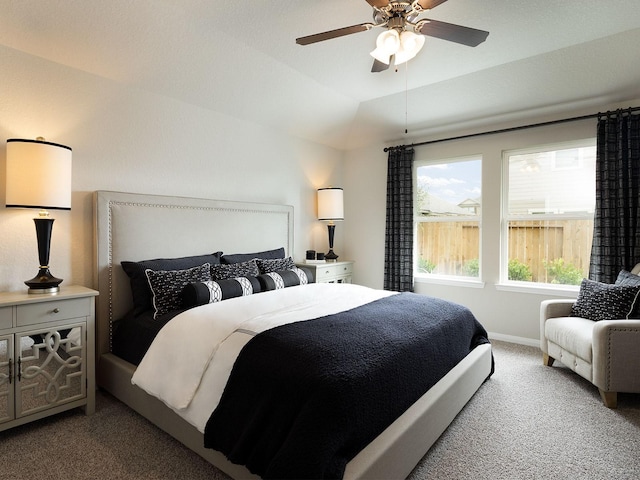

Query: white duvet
131;282;395;432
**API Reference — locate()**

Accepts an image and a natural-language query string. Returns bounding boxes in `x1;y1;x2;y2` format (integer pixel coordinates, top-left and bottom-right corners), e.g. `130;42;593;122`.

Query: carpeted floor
1;340;638;479
409;341;640;479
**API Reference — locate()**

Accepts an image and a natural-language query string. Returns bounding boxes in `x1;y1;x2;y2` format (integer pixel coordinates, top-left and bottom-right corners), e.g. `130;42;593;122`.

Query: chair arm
592;319;640;393
540;299;576;352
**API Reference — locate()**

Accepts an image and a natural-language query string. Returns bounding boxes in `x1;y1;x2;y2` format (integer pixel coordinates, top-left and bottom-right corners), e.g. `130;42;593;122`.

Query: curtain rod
384;106;640;152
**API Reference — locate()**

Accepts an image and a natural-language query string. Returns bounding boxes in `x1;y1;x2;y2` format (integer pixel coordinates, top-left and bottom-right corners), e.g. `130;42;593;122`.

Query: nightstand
297;261;354;284
0;285;98;432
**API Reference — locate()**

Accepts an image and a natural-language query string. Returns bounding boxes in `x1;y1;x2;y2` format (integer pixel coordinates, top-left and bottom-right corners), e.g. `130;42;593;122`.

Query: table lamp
5;137;72;293
317;187;344;261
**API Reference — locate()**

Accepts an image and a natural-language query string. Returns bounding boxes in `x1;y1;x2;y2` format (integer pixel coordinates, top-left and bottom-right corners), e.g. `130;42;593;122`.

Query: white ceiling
1;0;640;150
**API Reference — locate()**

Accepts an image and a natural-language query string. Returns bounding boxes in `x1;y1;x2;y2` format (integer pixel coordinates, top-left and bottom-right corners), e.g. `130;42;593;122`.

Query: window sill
414;275;485;289
495;282;579;297
414;276;580;297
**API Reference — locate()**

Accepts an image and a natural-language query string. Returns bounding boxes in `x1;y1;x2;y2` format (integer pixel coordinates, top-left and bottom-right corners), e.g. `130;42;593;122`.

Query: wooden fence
416;219;593;281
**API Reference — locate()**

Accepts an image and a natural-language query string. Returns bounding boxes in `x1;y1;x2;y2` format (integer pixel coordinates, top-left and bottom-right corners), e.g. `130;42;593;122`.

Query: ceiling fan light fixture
395;30;425;65
370;29;400;64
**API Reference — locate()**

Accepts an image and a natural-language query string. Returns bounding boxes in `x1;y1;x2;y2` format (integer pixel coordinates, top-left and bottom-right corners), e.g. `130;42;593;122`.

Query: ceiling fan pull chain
405;61;409;134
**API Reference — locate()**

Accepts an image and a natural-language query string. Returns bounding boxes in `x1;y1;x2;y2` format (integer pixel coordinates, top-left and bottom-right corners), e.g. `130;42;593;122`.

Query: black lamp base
26;216;63;294
25;268;63;294
325;223;339;262
325;249;339;261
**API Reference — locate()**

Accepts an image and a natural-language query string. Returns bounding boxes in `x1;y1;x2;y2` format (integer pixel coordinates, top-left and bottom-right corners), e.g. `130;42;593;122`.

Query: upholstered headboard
93;191;294;357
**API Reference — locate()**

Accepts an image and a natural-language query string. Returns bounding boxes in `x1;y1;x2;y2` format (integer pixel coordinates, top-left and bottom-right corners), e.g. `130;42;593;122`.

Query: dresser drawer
16;297;91;327
315;264;339;281
333;263;353;277
315;262;353;281
0;306;11;330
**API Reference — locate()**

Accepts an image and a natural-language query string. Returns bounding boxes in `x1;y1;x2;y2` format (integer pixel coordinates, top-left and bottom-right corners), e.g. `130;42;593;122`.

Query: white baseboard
488;332;539;348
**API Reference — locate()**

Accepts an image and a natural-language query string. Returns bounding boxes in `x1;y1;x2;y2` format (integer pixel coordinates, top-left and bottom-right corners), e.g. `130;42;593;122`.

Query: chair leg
542;353;555;367
599;389;618;408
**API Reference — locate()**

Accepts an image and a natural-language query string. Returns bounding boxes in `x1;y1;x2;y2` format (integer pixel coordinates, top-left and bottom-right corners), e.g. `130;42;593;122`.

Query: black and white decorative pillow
571;278;640;321
257;267;309;291
614;269;640;317
182;276;261;308
206;277;259;302
211;259;260;280
256;257;295;274
615;269;640;287
145;263;212;319
221;247;285;265
121;252;222;314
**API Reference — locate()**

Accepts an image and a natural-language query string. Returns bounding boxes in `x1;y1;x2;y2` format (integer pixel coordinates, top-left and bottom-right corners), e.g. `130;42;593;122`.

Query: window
503;140;596;286
414;156;482;278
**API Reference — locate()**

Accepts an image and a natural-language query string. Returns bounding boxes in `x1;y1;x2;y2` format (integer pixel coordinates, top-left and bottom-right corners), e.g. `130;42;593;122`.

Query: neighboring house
457;198;481;216
419;194;471;216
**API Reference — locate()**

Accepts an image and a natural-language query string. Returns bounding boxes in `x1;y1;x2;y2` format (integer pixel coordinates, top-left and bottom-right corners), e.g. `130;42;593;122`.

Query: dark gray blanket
204;292;491;479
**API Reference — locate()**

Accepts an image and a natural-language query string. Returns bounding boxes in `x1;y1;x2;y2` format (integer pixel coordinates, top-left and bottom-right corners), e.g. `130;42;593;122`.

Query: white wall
344;100;640;345
0;45;344;293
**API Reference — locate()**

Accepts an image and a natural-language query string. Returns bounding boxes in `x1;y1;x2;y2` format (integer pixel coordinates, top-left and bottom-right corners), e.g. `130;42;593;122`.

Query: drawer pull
51;308;60;314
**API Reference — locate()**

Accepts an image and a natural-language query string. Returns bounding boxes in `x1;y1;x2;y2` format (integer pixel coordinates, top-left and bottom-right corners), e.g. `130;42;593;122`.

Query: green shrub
508;259;533;281
463;258;479;277
417;258;436;273
543;258;584;285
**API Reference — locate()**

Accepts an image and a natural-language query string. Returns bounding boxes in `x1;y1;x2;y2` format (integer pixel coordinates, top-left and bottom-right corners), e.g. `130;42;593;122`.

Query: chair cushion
545;317;595;363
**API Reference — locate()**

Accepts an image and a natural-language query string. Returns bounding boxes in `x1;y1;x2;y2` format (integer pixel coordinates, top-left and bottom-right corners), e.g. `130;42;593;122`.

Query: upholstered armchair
540;270;640;408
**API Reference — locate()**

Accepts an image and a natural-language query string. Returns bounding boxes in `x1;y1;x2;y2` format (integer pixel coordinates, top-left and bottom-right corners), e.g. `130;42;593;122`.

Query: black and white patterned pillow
221;247;285;265
256;256;295;274
257;267;309;291
211;259;259;280
614;270;640;317
145;263;211;319
182;276;261;307
615;269;640;287
571;278;640;321
121;252;222;314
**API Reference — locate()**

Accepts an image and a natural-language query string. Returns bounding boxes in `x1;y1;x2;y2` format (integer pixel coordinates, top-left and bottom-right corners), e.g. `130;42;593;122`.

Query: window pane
505;142;595;285
416;220;480;276
415;158;481;278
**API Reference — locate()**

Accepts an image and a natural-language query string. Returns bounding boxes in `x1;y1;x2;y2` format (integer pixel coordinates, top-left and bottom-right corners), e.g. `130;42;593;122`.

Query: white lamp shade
370;29;400;65
395;31;425;65
317;187;344;221
6;138;72;210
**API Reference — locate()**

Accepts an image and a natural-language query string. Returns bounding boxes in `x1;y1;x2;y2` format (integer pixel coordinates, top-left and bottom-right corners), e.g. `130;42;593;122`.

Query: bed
94;190;493;480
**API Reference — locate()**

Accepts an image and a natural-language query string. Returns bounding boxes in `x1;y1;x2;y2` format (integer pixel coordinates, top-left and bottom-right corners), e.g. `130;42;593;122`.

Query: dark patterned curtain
589;110;640;283
384;147;415;292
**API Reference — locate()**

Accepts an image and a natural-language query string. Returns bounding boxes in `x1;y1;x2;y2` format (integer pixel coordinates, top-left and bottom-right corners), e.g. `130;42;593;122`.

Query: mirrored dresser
0;285;98;432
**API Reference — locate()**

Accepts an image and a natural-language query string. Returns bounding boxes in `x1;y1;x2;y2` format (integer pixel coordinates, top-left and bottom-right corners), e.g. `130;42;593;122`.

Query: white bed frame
94;190;493;480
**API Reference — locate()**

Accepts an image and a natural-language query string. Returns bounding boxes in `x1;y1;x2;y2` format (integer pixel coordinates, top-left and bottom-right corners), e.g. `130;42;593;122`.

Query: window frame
413;154;483;284
500;138;596;290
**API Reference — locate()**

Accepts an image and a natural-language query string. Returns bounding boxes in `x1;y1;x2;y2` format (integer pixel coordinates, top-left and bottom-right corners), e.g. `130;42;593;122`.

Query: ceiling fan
295;0;489;73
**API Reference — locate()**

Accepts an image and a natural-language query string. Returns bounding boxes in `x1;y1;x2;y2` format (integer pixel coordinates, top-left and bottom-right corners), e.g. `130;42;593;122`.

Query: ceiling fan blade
417;19;489;47
296;23;373;45
365;0;391;8
371;58;390;73
416;0;449;10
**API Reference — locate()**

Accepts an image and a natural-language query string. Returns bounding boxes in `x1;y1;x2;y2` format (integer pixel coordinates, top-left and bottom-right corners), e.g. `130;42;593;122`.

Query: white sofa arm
592;319;640;393
540;299;575;353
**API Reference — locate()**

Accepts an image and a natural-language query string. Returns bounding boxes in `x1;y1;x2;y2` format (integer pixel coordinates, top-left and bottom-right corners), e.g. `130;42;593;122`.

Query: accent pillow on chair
570;278;640;321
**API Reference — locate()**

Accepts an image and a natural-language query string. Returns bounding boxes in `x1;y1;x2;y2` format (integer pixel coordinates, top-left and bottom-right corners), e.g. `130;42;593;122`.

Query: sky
416;159;482;205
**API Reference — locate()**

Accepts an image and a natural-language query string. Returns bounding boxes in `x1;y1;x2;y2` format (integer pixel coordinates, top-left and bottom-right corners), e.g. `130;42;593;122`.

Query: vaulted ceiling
1;0;640;150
